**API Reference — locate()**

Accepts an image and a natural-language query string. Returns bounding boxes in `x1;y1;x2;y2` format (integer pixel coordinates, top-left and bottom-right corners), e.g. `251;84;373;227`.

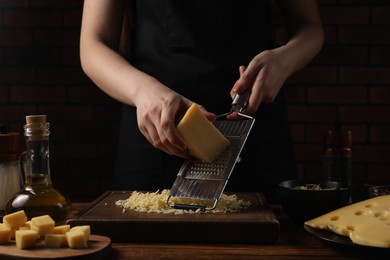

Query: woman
80;0;324;200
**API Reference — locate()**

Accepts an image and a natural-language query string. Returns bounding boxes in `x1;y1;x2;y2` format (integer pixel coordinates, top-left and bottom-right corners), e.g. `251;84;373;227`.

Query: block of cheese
177;103;230;163
0;224;11;244
49;224;70;234
31;215;55;235
45;234;68;248
70;225;90;240
66;229;88;249
3;210;28;229
305;195;390;248
10;227;17;239
15;229;38;249
19;221;31;230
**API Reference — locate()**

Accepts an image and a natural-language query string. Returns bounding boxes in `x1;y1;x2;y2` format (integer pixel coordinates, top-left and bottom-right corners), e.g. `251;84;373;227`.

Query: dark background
1;0;389;201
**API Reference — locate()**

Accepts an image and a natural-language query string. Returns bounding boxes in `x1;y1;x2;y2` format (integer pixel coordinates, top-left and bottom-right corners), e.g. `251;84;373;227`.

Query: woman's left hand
229;47;292;118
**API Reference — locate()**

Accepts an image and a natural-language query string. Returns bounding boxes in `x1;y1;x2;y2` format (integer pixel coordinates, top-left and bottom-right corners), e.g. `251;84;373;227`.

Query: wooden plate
0;234;111;259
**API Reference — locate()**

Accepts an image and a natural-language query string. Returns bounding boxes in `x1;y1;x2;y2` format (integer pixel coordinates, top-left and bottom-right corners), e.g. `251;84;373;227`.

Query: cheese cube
177;103;230;163
19;221;31;230
10;227;17;239
15;229;38;249
66;230;88;249
50;225;70;235
45;234;68;248
31;215;55;235
0;224;11;244
70;225;90;240
3;210;28;229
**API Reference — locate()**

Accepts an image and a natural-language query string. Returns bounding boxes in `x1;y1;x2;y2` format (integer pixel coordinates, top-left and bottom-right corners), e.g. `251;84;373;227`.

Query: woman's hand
134;81;216;158
229;48;292;117
229;0;324;118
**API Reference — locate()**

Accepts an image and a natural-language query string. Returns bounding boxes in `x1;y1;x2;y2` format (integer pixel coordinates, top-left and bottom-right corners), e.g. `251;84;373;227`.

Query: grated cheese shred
115;189;251;214
294;184;336;191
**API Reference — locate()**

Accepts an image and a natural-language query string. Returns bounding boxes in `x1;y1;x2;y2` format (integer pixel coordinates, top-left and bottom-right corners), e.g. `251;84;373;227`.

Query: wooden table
71;203;390;259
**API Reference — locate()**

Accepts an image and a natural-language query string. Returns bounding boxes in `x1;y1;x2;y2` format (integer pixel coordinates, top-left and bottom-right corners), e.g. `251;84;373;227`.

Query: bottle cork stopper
339;130;352;146
26;115;47;124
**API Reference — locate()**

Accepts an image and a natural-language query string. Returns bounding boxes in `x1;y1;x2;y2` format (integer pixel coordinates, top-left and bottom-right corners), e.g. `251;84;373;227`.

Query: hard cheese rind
177;103;230;163
305;195;390;248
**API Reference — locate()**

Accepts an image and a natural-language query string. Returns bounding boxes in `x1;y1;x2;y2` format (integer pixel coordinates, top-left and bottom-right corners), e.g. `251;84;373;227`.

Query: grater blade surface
167;118;255;210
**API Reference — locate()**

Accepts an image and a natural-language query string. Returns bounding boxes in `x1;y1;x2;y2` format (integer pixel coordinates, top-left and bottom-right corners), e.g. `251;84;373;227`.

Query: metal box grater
167;117;255;211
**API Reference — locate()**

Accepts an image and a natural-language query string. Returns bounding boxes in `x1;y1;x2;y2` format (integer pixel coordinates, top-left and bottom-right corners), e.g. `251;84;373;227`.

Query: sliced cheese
15;229;38;249
3;210;28;229
31;215;55;235
305;195;390;248
0;224;11;244
177;103;230;163
66;229;88;249
45;234;68;248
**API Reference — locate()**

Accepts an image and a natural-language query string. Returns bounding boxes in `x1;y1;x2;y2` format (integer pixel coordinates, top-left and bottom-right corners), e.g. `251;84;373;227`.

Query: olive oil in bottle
5;115;71;224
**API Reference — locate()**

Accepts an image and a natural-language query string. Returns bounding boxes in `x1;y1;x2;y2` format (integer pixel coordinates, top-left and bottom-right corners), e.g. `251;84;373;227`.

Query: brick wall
1;0;389;201
274;0;390;193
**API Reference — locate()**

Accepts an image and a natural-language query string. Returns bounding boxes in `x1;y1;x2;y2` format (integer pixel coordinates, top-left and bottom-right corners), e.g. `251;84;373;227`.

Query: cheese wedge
305;195;390;248
177;103;230;163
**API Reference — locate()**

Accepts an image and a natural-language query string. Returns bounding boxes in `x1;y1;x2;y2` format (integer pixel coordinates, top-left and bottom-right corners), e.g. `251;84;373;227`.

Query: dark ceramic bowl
278;180;351;222
368;185;390;198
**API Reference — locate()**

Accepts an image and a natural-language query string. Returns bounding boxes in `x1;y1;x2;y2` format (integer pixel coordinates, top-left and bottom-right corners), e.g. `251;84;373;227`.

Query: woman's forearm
277;0;324;77
79;0;164;108
278;22;324;77
80;39;162;107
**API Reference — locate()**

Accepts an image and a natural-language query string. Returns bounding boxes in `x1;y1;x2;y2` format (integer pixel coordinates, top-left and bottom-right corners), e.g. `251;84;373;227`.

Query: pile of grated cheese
294;184;336;191
115;189;251;214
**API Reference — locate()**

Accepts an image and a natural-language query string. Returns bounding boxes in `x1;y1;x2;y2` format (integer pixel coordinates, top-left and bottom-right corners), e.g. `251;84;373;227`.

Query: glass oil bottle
5;115;71;224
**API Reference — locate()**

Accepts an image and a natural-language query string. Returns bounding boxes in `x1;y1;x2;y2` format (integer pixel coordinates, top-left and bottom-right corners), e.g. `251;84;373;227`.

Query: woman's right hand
134;81;216;158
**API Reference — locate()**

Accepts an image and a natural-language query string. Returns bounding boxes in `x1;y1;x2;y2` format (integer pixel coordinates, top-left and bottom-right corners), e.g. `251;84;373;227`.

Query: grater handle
216;89;251;119
231;89;251;112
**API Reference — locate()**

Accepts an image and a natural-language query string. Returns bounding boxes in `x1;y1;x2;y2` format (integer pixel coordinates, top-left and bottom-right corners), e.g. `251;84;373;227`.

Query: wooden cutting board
67;191;279;244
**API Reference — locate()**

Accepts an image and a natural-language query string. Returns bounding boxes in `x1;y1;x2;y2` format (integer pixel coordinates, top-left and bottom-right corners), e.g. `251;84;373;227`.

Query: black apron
113;0;297;200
